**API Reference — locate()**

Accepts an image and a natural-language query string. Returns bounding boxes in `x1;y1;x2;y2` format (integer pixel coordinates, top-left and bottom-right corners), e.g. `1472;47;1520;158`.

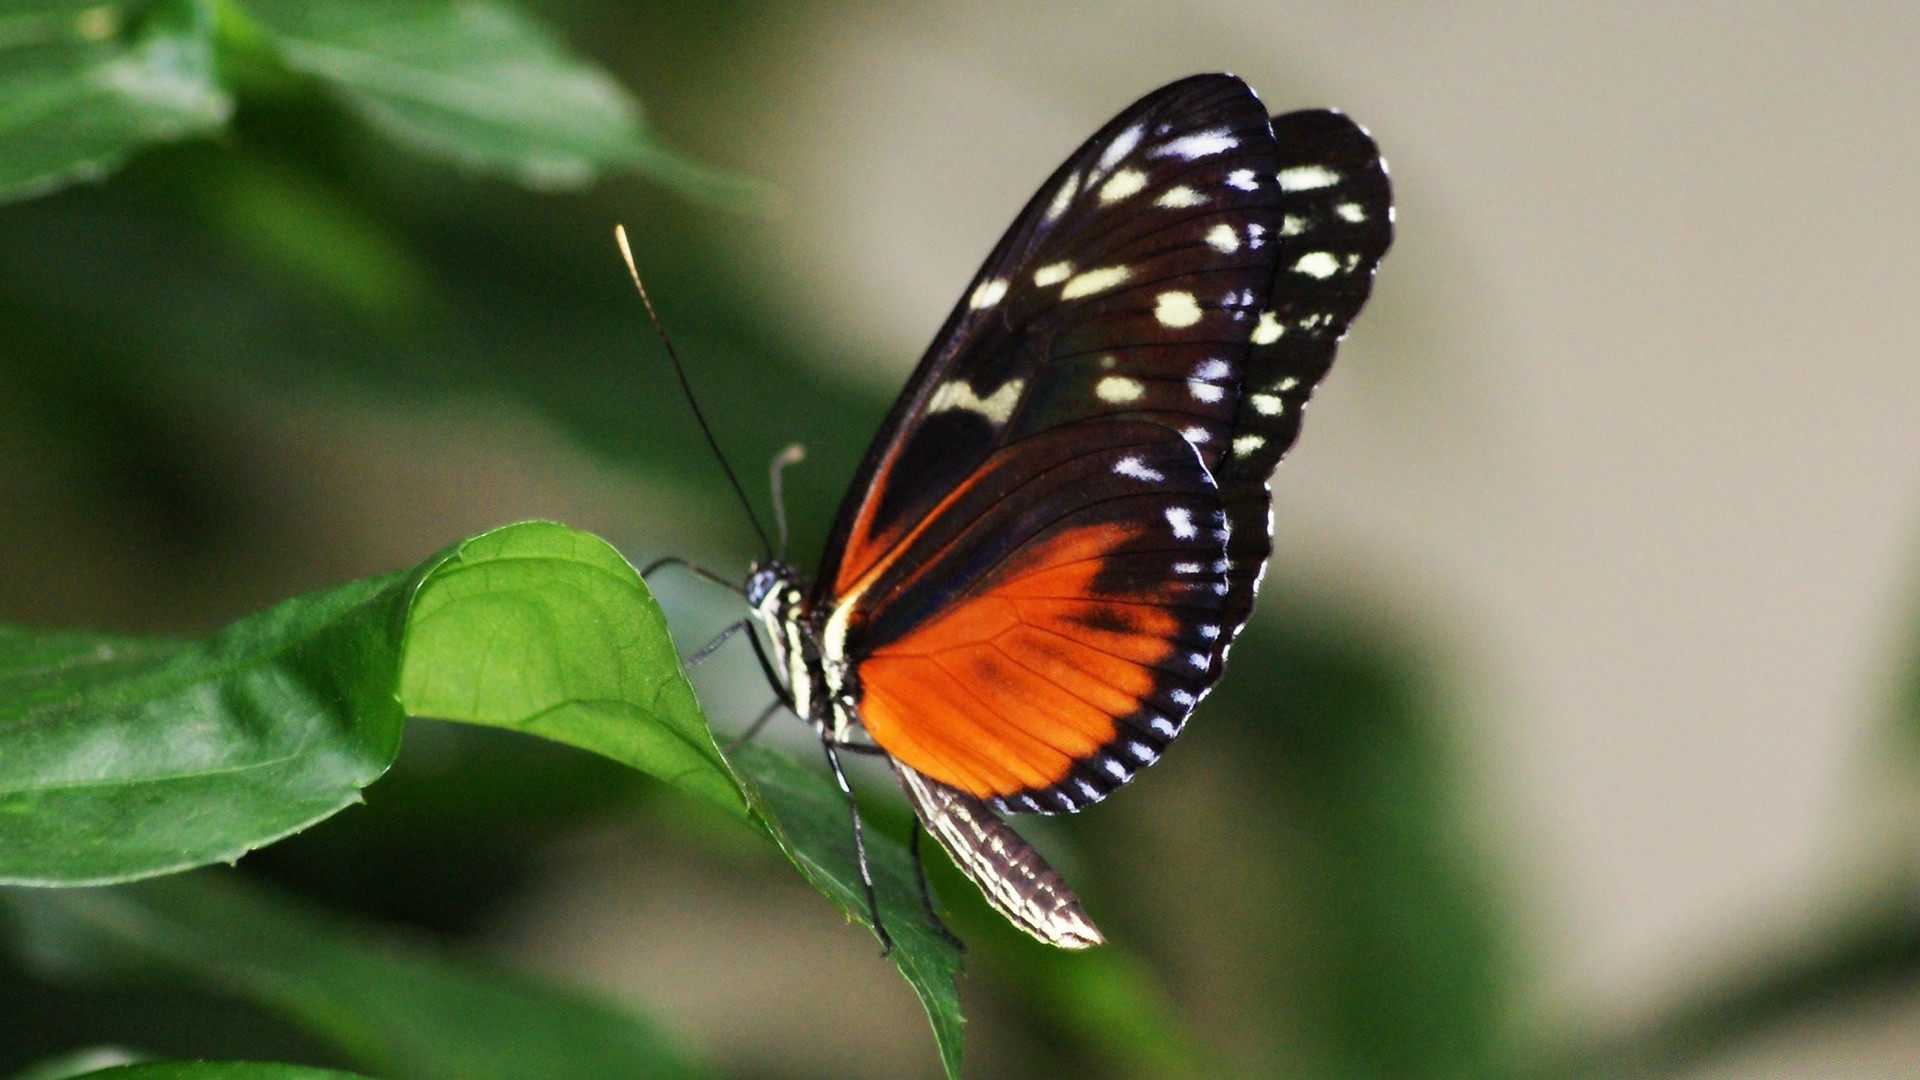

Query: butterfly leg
910;819;966;952
723;699;785;752
821;737;893;956
684;620;748;669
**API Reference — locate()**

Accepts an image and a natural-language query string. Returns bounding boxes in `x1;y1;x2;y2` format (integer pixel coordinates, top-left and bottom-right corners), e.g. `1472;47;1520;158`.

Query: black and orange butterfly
641;73;1391;950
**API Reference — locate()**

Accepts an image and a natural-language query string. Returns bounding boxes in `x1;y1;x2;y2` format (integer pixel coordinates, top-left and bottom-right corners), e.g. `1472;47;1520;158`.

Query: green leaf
0;570;412;886
401;527;965;1076
0;520;965;1073
72;1065;373;1080
0;0;232;204
3;874;703;1080
728;745;966;1080
397;521;743;817
237;0;765;206
0;518;960;1068
0;521;742;884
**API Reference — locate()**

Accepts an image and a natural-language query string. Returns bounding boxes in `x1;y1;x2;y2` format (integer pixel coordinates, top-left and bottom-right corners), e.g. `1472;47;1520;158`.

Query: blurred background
5;2;1920;1077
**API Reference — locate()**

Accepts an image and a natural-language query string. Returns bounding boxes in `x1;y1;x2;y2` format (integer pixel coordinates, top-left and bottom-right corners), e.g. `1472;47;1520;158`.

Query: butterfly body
736;73;1391;948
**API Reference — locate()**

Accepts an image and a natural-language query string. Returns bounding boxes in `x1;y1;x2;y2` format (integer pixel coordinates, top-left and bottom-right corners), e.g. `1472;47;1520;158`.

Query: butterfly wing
894;761;1103;948
817;76;1392;816
1212;109;1395;643
816;74;1280;600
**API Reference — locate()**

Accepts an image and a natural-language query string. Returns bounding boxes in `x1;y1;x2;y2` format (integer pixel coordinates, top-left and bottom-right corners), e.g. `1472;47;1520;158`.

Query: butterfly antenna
615;225;774;561
769;443;805;560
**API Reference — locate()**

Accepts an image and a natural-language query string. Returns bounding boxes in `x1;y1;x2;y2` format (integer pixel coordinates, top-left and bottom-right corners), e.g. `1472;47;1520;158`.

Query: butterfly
652;73;1392;950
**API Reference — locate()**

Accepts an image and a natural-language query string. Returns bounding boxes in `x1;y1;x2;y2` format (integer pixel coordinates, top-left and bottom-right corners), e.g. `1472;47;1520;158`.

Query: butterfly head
744;561;803;609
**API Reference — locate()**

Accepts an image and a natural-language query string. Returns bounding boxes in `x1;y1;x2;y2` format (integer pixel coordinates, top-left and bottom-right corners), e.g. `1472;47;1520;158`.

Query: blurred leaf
72;1066;371;1080
729;744;965;1080
195;152;428;316
1210;614;1513;1078
8;1048;143;1080
0;0;231;204
397;520;742;816
237;0;765;206
0;571;411;886
2;873;708;1080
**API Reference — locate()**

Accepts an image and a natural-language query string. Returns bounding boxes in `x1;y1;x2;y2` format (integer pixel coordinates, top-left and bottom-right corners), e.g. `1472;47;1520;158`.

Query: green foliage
4;874;707;1080
71;1066;373;1080
0;0;230;202
397;522;741;816
0;0;756;207
0;521;963;1074
0;574;408;886
730;746;965;1080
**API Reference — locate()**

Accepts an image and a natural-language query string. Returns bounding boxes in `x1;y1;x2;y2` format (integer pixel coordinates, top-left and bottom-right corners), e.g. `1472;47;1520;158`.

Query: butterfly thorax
747;561;859;741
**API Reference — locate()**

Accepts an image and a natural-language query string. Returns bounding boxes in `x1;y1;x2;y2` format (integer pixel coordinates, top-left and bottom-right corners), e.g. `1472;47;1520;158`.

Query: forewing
816;73;1283;601
841;422;1229;813
1210;110;1394;652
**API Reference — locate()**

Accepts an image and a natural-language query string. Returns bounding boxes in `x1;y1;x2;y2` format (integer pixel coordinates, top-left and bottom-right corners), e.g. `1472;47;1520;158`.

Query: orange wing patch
857;523;1182;800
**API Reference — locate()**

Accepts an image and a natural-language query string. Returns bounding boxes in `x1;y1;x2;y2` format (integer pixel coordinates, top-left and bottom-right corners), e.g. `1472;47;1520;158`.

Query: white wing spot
1126;740;1156;763
1152;127;1237;160
1099;756;1128;780
1061;265;1131;299
1033;261;1073;287
1174;561;1201;574
1280;214;1309;236
968;277;1009;309
1154;290;1203;327
1226;168;1258;191
1250;392;1284;416
1099;168;1148;203
1187;379;1224;403
1233;434;1266;456
1194;358;1230;380
1095;375;1144;403
1045;173;1080;221
1276;376;1300;391
1182;426;1211;446
1155;185;1205;208
1150;716;1178;738
1336;201;1367;222
1190;652;1210;671
1293;252;1341;278
1246;223;1266;248
1251;310;1284;345
1204;223;1240;253
1113;456;1164;482
1277;164;1341;191
1098;124;1144;172
1166;507;1197;539
1170;689;1195;707
1074;778;1099;800
928;377;1025;425
1199;624;1221;639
